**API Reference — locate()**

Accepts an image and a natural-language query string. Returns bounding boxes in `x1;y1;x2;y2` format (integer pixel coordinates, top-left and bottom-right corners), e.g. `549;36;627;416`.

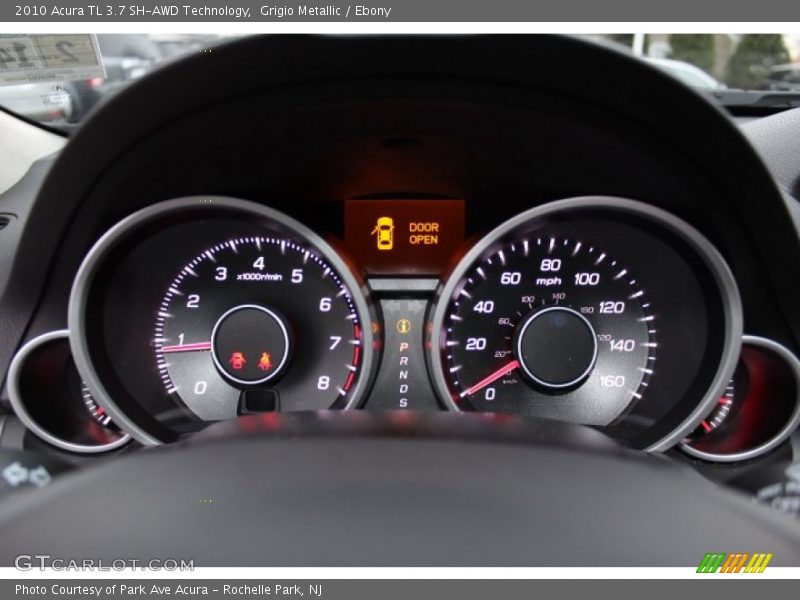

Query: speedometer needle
161;341;212;353
461;359;520;397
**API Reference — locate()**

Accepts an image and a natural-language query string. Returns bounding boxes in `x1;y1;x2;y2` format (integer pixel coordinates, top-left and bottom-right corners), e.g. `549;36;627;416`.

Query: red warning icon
228;351;247;370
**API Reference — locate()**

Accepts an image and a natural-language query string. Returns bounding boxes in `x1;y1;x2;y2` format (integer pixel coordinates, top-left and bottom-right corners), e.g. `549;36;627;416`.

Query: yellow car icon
372;216;395;251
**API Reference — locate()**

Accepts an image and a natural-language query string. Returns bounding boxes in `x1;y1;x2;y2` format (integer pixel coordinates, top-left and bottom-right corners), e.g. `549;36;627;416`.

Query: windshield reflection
1;34;798;127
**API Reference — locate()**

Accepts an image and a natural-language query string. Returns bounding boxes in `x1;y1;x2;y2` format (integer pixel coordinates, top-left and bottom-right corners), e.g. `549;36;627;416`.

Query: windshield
1;33;798;127
599;34;799;93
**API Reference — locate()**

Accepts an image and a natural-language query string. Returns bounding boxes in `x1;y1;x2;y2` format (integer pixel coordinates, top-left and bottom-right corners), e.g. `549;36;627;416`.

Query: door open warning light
258;352;273;371
371;216;394;251
229;351;247;370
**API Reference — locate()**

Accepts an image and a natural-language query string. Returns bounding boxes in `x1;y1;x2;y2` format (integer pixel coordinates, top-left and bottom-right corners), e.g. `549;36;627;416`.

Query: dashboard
1;35;800;564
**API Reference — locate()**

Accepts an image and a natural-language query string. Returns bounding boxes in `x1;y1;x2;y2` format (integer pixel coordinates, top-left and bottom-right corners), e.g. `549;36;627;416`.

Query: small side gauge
681;336;800;462
8;331;130;454
685;377;744;441
696;381;735;434
81;381;120;430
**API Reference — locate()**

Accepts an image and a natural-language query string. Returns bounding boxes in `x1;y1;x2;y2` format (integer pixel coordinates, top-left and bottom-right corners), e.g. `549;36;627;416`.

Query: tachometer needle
461;359;520;397
161;341;212;353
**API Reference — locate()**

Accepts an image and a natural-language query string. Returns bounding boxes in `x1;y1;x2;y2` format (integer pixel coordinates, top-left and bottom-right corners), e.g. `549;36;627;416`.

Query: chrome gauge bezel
8;330;131;454
68;196;378;446
680;335;800;463
426;196;743;452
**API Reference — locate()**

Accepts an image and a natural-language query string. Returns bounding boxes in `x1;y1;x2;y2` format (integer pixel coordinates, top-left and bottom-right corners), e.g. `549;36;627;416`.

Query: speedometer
441;236;654;425
427;196;742;450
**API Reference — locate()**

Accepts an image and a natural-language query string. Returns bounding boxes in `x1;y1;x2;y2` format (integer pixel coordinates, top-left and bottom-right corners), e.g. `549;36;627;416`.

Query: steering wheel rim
1;412;799;567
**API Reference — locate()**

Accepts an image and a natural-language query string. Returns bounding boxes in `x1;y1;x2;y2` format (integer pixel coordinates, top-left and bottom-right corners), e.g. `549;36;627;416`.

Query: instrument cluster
7;194;799;460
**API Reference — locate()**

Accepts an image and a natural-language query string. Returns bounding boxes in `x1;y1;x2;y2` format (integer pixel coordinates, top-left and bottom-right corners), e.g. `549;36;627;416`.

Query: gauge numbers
437;235;656;425
154;236;363;420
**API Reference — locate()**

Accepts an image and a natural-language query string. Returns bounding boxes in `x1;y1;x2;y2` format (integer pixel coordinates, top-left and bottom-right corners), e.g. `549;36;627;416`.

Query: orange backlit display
345;199;465;274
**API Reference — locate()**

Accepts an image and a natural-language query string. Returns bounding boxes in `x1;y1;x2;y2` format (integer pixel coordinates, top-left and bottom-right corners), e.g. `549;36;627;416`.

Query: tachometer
154;236;363;420
69;196;377;445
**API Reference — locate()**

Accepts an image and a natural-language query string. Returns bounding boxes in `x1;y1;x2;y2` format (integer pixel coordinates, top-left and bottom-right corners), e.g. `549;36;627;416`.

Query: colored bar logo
697;553;773;573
